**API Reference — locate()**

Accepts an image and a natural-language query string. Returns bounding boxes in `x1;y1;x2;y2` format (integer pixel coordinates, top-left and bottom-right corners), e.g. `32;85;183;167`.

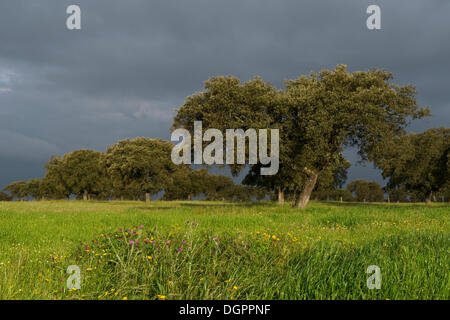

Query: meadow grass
0;200;448;300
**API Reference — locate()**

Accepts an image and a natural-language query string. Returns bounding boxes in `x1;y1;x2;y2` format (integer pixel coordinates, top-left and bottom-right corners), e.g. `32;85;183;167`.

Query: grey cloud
0;0;449;187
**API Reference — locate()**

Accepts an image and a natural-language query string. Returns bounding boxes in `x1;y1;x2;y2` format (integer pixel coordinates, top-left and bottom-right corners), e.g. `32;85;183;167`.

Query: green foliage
375;127;450;202
103;138;176;200
163;167;207;200
173;65;429;207
44;150;110;200
2;181;27;200
347;180;385;202
0;192;12;201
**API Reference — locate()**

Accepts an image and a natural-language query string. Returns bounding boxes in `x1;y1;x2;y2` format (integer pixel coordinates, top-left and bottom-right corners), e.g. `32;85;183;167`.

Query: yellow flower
200;278;204;281
157;295;166;300
233;286;238;290
122;297;128;300
272;235;276;240
86;268;93;271
147;256;152;260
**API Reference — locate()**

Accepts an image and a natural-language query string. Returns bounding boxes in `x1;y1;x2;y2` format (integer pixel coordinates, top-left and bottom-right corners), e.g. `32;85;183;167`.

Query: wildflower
157;295;166;300
128;240;135;245
147;256;152;260
86;268;93;271
233;286;238;290
139;225;144;229
178;248;183;253
213;237;218;241
118;228;122;232
122;297;128;300
186;220;190;223
165;240;171;245
200;278;204;281
192;222;197;226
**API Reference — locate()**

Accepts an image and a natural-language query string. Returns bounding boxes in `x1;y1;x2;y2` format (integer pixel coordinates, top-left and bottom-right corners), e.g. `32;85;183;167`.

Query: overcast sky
0;0;449;189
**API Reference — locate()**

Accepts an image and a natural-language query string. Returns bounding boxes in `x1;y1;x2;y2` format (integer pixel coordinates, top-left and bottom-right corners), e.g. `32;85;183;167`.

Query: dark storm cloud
0;0;449;187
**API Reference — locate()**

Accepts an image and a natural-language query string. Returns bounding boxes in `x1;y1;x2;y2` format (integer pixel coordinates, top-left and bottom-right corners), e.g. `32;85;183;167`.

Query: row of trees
2;66;448;206
2;138;265;202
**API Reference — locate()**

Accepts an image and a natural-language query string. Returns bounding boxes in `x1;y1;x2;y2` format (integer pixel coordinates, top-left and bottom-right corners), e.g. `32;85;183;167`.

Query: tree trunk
145;192;150;203
277;187;284;205
294;168;318;208
340;196;343;203
425;192;432;204
83;190;88;201
188;194;191;201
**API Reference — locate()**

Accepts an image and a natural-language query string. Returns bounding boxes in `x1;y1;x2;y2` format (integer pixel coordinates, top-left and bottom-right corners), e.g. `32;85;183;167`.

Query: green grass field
0;200;448;300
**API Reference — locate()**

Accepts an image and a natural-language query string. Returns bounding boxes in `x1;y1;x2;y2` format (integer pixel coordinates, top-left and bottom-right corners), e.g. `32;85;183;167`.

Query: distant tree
375;127;450;203
44;156;72;199
384;185;410;203
44;150;109;200
347;180;384;202
163;167;207;200
103;138;176;202
203;174;235;201
0;191;12;201
62;150;109;200
3;181;27;200
21;178;45;200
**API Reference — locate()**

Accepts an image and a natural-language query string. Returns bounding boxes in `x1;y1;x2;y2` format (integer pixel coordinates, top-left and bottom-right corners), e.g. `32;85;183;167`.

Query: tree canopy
375;127;449;203
173;65;429;208
103;138;176;202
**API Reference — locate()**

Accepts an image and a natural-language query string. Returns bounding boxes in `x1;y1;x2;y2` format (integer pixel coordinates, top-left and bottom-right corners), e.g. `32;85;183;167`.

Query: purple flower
165;240;171;245
213;237;218;241
192;222;197;226
135;241;139;245
177;248;183;253
151;240;156;244
133;231;137;235
129;240;135;245
118;228;122;232
186;219;190;223
182;240;187;245
139;225;144;229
